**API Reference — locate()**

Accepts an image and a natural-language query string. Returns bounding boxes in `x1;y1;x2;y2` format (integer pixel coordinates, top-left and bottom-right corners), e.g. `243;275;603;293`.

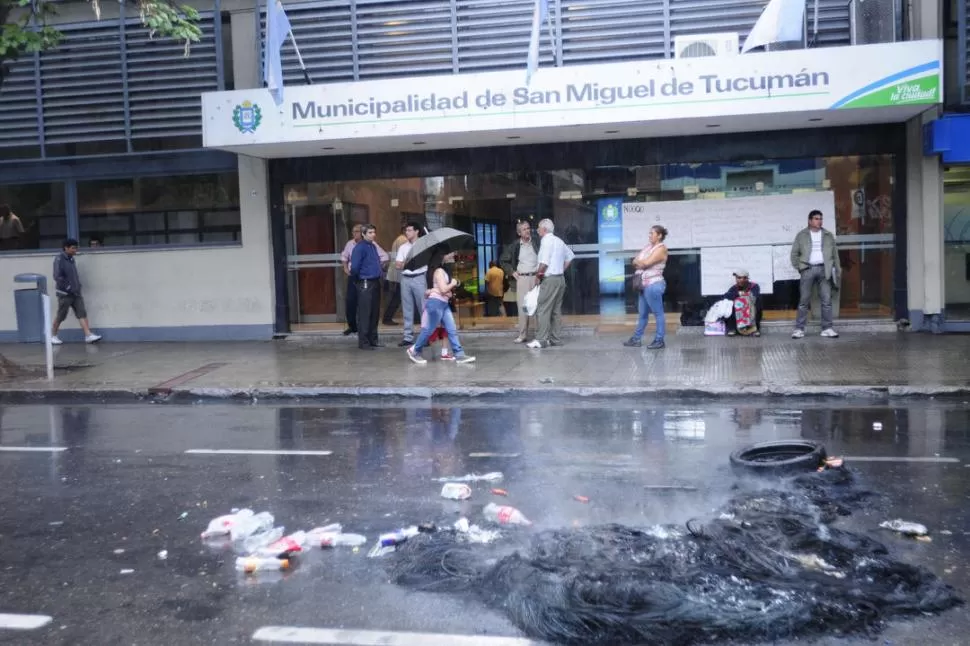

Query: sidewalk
1;329;968;400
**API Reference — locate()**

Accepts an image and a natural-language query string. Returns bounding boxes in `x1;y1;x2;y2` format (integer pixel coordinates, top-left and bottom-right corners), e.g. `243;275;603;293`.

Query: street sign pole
41;294;53;381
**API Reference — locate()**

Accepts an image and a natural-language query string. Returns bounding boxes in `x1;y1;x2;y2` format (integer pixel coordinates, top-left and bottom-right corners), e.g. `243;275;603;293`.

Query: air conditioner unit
673;33;739;59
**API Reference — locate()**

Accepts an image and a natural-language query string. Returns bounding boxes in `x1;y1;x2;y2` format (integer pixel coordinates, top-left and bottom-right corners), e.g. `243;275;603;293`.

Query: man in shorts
51;238;102;345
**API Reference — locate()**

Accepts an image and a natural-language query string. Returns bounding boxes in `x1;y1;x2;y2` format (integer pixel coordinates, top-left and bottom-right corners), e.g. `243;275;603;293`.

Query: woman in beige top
624;225;669;349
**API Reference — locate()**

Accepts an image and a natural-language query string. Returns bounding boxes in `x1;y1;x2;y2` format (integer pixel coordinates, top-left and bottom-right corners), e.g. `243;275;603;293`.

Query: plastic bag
704;320;726;336
523;285;540;316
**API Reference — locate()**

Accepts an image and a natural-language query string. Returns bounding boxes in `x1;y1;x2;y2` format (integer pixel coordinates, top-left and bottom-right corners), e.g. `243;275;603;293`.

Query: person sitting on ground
723;269;762;337
406;250;475;365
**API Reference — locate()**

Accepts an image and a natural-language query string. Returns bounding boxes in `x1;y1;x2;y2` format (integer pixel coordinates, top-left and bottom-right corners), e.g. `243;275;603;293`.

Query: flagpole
288;31;313;84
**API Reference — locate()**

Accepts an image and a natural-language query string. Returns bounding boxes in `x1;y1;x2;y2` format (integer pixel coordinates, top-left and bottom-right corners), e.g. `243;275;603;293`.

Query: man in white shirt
527;219;574;350
790;209;841;339
395;222;427;347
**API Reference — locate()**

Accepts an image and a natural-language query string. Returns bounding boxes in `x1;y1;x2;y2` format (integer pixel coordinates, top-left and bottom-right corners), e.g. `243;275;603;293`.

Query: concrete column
230;6;276;332
904;0;945;330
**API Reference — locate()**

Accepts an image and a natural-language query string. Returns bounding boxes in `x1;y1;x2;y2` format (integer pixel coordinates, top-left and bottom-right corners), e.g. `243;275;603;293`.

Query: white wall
1;158;274;338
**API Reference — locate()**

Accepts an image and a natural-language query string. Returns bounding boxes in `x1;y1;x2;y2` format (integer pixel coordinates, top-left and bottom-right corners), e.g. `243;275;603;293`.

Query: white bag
523;285;540;316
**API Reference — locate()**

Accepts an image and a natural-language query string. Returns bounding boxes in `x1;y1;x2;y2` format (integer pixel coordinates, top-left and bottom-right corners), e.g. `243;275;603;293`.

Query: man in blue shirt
350;224;385;349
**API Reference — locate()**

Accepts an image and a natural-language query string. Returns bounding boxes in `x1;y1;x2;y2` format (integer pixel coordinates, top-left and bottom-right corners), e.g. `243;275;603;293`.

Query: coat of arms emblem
232;101;262;134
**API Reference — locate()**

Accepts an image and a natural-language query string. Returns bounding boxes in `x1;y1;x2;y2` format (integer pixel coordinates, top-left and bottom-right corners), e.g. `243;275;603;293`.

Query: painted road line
0;446;67;453
185;449;333;456
252;626;542;646
844;456;960;464
0;613;52;630
469;453;521;458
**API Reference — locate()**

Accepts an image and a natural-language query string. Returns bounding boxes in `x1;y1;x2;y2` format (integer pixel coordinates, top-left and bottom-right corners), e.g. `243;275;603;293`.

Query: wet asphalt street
0;398;968;646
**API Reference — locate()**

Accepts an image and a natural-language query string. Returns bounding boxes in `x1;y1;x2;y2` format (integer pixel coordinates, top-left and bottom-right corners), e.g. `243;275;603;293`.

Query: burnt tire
729;440;826;476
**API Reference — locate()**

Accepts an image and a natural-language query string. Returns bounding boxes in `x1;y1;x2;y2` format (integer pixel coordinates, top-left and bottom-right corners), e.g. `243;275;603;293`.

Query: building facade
1;0;968;340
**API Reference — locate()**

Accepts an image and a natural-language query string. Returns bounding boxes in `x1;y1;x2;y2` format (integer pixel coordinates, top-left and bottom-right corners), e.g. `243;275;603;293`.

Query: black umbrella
403;227;473;271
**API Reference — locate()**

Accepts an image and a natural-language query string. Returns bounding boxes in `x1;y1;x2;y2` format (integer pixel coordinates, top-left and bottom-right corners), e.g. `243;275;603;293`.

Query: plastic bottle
241;526;284;554
255;530;306;557
483;503;532;526
201;509;255;539
441;482;472;500
378;526;420;547
235;556;290;574
230;511;275;542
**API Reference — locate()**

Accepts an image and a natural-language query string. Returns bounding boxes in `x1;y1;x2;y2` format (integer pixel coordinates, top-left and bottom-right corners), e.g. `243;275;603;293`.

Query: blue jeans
411;299;465;357
633;280;666;342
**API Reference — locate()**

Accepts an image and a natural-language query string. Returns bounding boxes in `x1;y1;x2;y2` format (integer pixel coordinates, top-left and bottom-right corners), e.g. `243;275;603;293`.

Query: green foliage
1;0;201;69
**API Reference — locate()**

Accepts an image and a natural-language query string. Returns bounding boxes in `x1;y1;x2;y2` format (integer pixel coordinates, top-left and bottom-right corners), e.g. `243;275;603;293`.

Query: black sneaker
397;339;412;347
343;328;355;336
623;338;642;347
646;340;665;350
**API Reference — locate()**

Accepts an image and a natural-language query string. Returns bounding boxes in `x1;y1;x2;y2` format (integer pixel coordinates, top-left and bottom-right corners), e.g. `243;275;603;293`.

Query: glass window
944;167;970;320
0;182;68;253
282;155;897;328
77;172;240;248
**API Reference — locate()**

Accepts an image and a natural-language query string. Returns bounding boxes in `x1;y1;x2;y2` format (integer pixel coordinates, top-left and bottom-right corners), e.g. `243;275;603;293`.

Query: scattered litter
573;495;590;504
873;422;883;431
454;517;501;544
440;483;472;500
252;530;301;558
940;530;953;536
483;503;532;526
915;535;933;543
879;519;929;537
119;569;134;575
200;509;274;542
49;521;63;527
468;453;519;459
307;524;367;548
539;377;555;384
434;472;503;483
490;488;508;497
178;512;189;521
157;550;168;560
113;549;125;555
235;557;289;574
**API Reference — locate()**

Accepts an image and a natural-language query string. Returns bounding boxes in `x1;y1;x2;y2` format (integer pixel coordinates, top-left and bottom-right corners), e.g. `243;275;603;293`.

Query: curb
1;384;969;402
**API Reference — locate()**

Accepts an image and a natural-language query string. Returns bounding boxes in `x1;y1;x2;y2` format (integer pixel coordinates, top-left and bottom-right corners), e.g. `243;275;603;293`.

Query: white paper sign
772;245;801;282
701;246;774;295
622;202;693;250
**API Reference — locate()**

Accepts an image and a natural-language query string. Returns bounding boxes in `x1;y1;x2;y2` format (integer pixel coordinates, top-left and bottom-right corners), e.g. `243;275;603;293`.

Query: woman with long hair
405;249;476;364
624;225;668;349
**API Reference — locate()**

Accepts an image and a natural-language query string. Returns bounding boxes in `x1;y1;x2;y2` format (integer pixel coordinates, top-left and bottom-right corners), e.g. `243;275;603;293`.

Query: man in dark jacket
51;238;102;345
499;220;541;343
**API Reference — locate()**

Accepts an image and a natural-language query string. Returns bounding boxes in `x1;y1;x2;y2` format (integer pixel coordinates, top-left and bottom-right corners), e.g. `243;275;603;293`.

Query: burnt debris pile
389;467;962;645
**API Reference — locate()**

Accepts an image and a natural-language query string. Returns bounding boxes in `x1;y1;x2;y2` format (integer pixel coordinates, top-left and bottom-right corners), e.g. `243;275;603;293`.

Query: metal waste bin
13;274;48;343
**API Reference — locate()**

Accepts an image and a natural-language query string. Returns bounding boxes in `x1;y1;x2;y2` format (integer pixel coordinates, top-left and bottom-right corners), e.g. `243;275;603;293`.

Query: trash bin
13;274;48;343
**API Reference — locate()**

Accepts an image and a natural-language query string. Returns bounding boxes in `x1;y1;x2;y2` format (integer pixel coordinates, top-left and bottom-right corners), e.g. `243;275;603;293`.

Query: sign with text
202;40;941;151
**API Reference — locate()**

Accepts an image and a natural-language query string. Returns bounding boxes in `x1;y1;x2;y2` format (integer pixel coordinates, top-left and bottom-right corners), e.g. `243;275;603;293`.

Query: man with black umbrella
350;224;385;350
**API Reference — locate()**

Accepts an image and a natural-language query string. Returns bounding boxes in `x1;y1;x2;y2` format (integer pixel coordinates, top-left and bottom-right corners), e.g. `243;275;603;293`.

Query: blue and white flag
740;0;805;53
264;0;293;106
525;0;555;85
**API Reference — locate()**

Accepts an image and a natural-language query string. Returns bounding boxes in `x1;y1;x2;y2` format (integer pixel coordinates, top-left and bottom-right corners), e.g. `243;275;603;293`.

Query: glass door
944;167;970;321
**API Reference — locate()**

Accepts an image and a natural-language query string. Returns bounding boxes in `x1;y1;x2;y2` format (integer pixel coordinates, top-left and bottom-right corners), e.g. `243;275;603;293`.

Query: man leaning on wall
790;209;841;339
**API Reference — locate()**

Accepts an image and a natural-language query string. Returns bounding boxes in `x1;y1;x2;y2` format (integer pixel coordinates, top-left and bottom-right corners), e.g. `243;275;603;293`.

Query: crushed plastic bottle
255;530;305;557
241;526;284;554
306;525;368;548
440;483;472;500
231;511;275;542
483;503;532;526
379;526;420;547
235;556;290;574
201;509;254;539
454;517;501;544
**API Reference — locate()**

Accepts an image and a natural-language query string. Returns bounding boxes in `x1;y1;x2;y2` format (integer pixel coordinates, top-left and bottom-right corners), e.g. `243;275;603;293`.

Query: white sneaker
455;355;476;364
791;329;805;339
406;347;427;365
50;335;63;345
85;333;102;344
820;328;839;338
513;337;526;343
526;340;543;349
